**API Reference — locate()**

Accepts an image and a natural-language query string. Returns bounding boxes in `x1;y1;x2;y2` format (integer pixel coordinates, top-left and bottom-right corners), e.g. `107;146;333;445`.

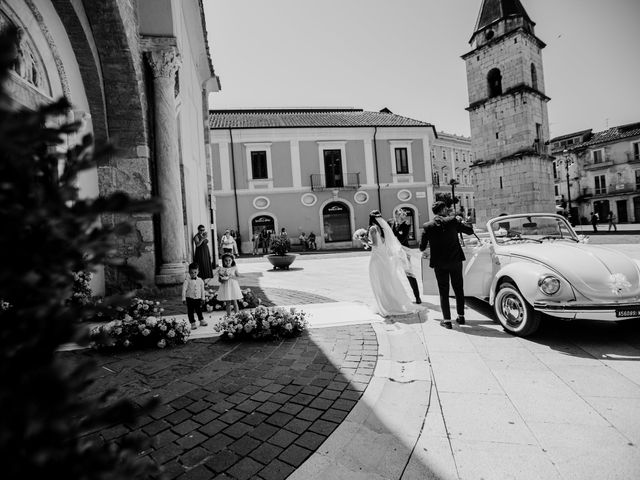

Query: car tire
494;281;540;336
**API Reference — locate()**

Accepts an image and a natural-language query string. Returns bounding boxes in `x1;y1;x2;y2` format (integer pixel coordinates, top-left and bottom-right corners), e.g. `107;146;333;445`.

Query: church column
145;46;186;285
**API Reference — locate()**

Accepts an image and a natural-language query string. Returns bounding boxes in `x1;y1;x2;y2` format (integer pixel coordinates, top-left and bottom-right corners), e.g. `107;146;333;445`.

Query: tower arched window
442;167;449;185
487;68;502;98
531;63;538;90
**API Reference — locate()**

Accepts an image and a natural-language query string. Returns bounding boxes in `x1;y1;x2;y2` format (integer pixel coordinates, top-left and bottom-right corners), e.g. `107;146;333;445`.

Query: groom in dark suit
419;201;474;329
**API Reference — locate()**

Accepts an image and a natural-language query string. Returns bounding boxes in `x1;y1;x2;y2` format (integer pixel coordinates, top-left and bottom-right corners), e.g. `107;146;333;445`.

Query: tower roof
473;0;533;33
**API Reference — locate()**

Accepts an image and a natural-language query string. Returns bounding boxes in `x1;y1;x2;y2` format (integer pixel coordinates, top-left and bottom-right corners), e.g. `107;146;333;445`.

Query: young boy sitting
182;262;208;329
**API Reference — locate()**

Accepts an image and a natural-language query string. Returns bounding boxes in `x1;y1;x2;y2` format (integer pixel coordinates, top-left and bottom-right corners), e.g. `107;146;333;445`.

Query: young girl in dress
217;253;243;315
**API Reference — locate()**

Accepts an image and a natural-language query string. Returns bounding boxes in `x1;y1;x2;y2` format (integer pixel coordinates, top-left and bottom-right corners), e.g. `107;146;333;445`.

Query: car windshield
488;215;579;245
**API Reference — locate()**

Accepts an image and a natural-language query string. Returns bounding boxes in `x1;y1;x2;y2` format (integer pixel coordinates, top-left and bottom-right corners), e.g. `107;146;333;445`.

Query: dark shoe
440;320;452;329
414;297;422;304
456;316;465;325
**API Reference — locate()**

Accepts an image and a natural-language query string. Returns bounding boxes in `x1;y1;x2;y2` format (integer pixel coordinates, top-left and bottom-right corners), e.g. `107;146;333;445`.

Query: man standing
590;212;598;232
389;208;422;304
419;201;474;329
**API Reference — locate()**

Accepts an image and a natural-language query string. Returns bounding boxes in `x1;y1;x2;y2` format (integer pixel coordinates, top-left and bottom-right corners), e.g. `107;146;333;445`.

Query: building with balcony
550;122;640;224
209;108;437;253
430;132;476;221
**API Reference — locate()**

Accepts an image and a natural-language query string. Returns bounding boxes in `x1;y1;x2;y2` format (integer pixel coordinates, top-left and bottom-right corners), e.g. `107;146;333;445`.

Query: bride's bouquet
353;228;370;249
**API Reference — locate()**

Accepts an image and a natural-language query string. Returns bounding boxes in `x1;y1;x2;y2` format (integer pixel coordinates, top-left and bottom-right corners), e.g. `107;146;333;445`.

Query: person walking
389;207;422;304
192;225;213;281
419;201;474;329
607;211;617;232
220;229;238;257
590;212;598;232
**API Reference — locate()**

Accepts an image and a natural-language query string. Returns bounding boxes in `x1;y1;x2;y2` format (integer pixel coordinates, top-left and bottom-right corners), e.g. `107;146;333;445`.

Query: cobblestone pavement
61;325;377;480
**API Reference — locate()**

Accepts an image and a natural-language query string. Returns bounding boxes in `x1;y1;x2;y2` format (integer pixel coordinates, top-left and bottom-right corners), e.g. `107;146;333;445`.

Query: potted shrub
266;235;296;270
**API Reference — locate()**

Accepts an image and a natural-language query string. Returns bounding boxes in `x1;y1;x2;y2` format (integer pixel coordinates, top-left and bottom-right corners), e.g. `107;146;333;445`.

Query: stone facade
2;0;220;293
550;123;640;224
463;0;555;227
430;132;476;220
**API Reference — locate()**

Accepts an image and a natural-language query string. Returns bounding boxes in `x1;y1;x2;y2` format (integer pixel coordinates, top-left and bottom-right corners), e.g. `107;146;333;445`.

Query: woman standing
193;225;213;280
220;229;238;256
365;211;421;317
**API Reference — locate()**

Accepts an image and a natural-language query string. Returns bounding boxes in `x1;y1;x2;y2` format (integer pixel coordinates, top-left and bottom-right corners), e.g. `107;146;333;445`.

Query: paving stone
192;409;219;425
153;428;179;448
283;418;312;435
101;424;129;441
178;464;212;480
267;392;292;405
310;378;331;387
265;411;294;427
223;422;253;439
256;401;281;415
205;450;240;473
176;430;207;450
169;396;194;410
268;429;298;448
239;384;261;395
278;444;313;467
151;443;180;464
280;385;303;395
180;445;209;467
289;393;314;406
317;389;341;401
218;409;245;424
172;419;200;436
321;409;349;423
201;433;234;453
248;423;278;442
309;397;334;410
258;459;295;480
308;419;339;436
249;442;284;465
301;385;323;396
186;400;211;414
332;398;357;411
186;388;209;401
225;392;250;405
165;409;192;425
339;389;362;401
226;457;263;480
211;400;235;414
203;391;227;404
242;411;268;426
160;459;185;480
199;419;227;436
149;404;174;420
228;435;261;456
250;391;273;402
297;407;323;422
278;402;304;416
295;431;326;450
143;419;171;436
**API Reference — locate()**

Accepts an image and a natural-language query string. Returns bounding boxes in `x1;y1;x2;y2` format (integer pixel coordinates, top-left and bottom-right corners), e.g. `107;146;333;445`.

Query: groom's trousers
433;261;465;320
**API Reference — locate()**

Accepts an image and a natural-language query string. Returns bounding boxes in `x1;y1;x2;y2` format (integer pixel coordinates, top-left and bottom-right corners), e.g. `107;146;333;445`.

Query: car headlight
538;275;561;295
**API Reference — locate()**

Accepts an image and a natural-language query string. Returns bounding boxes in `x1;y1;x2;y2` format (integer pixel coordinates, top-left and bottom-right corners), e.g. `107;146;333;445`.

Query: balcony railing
310;172;360;191
582;182;638;198
627;152;640;163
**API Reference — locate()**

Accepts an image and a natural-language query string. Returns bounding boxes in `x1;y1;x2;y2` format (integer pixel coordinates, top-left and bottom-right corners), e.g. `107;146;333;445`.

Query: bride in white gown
366;210;421;317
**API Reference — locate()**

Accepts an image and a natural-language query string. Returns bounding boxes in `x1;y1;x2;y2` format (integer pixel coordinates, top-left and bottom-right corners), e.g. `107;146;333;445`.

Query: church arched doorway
322;202;351;243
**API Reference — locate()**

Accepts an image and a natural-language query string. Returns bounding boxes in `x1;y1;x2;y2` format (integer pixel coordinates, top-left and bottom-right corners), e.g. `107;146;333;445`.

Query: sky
204;0;640;139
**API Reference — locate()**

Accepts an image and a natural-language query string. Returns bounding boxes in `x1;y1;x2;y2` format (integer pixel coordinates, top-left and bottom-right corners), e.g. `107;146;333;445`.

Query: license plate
616;308;640;318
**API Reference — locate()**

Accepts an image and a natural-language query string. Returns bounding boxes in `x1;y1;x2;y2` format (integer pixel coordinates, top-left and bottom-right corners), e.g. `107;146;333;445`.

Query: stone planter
267;254;296;270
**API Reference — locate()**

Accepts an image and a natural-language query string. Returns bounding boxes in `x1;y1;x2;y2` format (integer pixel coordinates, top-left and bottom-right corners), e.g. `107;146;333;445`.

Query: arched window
251;215;274;237
322;202;351;243
487;68;502;97
442;167;449;185
455;169;461;183
463;169;469;185
433;171;440;186
531;63;538;90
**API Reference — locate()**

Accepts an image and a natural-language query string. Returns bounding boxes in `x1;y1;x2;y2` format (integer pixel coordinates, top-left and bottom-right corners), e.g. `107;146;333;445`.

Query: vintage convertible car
422;213;640;336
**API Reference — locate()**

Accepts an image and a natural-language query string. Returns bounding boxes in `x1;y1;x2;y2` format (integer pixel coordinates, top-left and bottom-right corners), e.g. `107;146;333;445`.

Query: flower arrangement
270;235;290;256
215;305;307;341
89;298;190;349
69;270;93;306
205;286;262;312
353;228;370;249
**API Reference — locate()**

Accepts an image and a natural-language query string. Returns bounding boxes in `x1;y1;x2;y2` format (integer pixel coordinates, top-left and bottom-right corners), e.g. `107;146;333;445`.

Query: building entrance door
616;200;628;223
634;197;640;223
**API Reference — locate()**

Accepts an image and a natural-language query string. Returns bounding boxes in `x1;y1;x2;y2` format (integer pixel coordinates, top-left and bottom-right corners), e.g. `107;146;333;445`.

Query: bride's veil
376;216;412;273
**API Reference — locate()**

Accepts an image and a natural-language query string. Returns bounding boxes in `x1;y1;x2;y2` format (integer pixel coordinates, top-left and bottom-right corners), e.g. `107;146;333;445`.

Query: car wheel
494;282;540;336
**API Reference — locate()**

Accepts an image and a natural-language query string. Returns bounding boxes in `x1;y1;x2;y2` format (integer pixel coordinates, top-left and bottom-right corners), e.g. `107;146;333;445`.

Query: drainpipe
228;128;241;253
373;127;382;212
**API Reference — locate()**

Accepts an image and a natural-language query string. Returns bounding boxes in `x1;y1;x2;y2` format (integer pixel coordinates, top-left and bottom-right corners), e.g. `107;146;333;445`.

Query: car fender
489;261;552;306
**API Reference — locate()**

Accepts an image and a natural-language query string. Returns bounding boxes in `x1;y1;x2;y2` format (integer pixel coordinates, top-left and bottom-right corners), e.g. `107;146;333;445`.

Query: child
217;253;243;315
307;231;317;250
182;262;208;330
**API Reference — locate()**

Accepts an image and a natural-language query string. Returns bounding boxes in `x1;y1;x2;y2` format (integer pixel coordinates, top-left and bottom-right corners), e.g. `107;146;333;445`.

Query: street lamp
562;149;573;224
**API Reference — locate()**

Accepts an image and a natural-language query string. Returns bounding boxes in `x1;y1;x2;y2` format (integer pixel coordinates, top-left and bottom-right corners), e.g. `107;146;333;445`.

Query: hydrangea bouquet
214;305;308;341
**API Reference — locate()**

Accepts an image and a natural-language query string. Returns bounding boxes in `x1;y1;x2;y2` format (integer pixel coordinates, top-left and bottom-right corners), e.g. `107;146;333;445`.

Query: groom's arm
419;226;429;253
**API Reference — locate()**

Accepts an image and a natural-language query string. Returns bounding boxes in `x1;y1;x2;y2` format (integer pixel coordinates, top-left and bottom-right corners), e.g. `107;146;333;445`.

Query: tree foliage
0;26;161;478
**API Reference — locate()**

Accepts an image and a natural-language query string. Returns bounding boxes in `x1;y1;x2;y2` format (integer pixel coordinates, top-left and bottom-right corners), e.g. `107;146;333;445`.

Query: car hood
502;243;640;299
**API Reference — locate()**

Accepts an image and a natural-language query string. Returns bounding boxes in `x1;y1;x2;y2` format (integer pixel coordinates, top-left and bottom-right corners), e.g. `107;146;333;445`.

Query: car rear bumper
533;301;640;321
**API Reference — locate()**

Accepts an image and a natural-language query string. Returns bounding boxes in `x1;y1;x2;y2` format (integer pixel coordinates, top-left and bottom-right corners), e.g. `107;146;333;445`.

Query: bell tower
463;0;555;225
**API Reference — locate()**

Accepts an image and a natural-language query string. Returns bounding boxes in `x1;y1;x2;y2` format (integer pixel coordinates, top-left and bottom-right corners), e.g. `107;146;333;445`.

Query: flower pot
267;254;296;270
